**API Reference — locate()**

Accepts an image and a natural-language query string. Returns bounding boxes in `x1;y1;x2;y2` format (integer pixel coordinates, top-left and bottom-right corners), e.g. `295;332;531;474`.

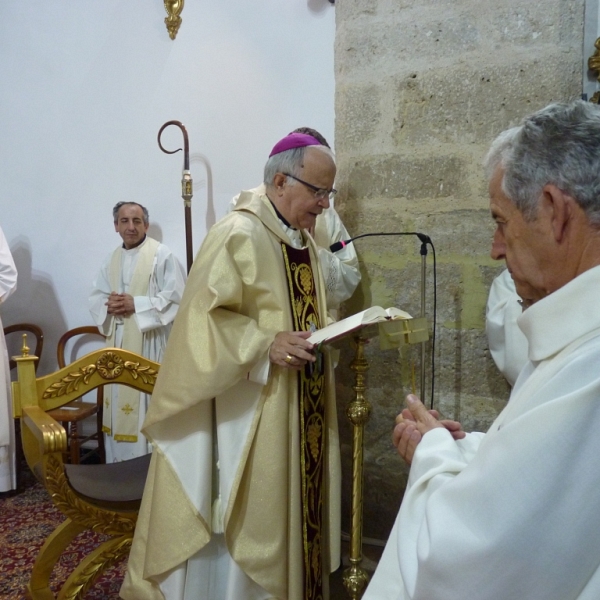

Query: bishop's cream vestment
120;191;341;600
230;184;360;315
365;265;600;600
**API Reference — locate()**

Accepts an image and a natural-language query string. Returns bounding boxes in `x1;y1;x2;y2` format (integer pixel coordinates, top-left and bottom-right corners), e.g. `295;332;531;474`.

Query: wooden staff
157;120;194;273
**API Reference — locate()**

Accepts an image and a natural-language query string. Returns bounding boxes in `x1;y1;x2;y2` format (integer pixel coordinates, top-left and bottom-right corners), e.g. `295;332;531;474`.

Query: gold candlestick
342;335;371;598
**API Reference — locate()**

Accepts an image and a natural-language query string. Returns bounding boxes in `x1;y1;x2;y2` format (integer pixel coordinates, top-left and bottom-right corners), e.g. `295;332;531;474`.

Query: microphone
328;230;437;409
329;232;432;253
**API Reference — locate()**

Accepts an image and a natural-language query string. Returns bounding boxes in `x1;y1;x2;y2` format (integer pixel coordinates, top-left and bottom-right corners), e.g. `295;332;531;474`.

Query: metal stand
419;240;428;400
341;319;429;598
342;335;371;599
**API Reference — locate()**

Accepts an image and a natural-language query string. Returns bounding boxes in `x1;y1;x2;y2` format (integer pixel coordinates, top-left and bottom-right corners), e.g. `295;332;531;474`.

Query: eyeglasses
283;173;337;201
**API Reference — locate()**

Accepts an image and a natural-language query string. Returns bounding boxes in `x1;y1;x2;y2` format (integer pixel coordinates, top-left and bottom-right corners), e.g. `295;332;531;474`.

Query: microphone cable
330;232;437;409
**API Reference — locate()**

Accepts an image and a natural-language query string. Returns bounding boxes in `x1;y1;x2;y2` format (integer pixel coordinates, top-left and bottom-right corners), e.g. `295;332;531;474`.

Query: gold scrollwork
343;565;370;599
97;351;124;379
124;360;159;385
297;263;314;296
43;352;159;399
43;365;97;399
164;0;184;40
306;419;322;461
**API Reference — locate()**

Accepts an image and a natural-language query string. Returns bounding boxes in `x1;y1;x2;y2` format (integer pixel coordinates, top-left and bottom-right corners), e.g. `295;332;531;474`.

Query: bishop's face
278;148;336;230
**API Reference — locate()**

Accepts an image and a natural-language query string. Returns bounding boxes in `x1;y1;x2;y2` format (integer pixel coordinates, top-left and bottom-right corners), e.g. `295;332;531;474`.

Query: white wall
0;0;335;373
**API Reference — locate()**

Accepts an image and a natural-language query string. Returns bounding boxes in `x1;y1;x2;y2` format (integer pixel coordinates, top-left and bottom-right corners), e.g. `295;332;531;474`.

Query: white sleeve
315;207;361;309
485;269;529;386
133;246;187;333
247;349;271;385
88;253;113;336
228;193;240;213
367;353;600;600
0;227;17;303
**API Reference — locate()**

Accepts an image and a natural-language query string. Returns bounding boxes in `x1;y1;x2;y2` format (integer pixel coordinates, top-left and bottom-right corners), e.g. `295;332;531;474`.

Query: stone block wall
333;0;585;540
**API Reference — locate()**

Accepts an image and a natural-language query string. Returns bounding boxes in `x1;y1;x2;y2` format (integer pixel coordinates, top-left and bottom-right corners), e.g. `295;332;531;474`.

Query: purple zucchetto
269;133;322;157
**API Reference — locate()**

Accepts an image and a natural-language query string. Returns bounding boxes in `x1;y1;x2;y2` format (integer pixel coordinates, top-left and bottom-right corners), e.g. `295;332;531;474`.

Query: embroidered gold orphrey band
281;242;326;600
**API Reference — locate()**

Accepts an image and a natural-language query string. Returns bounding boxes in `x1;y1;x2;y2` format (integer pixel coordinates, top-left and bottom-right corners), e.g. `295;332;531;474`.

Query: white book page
308;306;412;345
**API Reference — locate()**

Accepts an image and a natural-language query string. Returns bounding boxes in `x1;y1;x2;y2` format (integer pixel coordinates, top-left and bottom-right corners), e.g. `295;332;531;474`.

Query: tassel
211;496;224;534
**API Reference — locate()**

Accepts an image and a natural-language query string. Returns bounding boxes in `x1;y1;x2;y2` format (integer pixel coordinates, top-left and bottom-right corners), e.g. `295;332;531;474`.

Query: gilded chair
12;340;158;600
49;326;107;464
3;323;44;485
4;322;44;371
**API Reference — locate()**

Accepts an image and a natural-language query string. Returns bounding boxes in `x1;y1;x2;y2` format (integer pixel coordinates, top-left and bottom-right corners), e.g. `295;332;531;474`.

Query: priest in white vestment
364;100;600;600
121;134;342;600
89;202;186;462
0;225;17;492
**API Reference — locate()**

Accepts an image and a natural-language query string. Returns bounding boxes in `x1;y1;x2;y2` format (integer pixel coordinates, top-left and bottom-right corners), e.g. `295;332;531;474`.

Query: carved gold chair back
3;322;44;372
3;323;44;486
12;342;159;600
49;325;107;464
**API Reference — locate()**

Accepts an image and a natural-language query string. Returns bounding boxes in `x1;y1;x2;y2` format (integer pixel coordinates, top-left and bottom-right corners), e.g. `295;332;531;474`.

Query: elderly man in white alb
0;225;17;492
89;202;185;462
364;100;600;600
230;127;360;317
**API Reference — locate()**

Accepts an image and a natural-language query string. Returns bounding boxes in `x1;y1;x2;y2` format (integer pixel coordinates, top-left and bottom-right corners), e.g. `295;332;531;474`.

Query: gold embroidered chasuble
121;190;341;600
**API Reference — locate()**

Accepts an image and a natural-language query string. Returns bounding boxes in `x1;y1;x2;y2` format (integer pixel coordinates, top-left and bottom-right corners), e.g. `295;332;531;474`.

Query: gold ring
285;354;293;364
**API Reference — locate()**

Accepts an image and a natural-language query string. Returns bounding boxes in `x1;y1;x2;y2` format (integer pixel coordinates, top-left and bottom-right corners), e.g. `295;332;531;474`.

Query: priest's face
114;204;149;249
279;148;336;230
489;167;552;305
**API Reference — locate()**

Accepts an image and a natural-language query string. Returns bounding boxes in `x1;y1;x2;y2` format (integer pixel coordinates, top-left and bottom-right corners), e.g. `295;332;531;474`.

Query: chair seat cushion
64;453;151;503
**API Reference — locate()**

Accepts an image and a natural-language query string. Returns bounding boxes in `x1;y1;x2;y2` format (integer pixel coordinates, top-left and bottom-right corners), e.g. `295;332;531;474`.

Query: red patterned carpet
0;468;125;600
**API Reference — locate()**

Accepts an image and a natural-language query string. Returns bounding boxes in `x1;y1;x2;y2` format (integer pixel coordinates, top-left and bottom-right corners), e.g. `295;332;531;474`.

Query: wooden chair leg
70;421;80;465
28;518;86;599
97;391;105;463
57;535;132;600
14;418;24;488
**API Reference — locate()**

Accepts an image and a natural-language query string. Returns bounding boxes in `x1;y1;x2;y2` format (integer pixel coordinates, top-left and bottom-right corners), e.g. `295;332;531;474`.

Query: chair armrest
22;406;67;454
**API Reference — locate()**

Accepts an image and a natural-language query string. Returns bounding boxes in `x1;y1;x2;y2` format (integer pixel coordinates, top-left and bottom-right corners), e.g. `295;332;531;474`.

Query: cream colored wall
0;0;335;373
334;0;586;539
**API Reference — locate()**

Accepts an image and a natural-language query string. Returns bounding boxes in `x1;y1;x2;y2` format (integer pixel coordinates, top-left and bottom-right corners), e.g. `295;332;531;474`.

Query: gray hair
113;202;149;225
263;145;336;187
484;100;600;225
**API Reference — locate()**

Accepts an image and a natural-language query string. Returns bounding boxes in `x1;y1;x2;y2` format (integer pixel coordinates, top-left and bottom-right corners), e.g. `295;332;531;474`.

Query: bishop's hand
269;330;315;370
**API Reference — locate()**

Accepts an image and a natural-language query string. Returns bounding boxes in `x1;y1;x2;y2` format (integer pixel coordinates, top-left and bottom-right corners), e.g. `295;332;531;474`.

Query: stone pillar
334;0;584;540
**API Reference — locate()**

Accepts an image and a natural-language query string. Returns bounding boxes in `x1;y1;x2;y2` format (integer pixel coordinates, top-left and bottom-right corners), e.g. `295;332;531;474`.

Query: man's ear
541;184;572;243
272;173;287;193
114;222;119;233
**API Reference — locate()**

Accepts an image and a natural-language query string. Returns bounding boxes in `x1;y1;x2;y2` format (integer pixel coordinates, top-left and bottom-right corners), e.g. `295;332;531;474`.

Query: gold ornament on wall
587;37;600;104
164;0;184;40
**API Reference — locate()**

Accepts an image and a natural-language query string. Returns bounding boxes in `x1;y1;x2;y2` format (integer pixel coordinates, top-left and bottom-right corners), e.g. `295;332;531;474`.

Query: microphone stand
332;232;434;598
331;232;432;401
419;238;428;400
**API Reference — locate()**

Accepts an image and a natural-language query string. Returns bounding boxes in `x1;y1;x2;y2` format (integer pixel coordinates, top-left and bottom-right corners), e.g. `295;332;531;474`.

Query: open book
308;306;412;346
